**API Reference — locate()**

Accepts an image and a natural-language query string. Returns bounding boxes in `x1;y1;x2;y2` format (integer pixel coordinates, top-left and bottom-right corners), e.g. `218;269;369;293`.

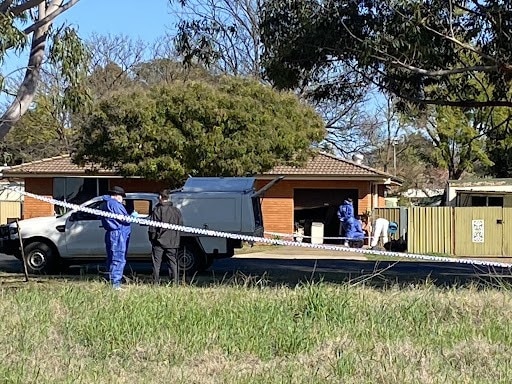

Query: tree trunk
0;2;54;140
0;29;49;139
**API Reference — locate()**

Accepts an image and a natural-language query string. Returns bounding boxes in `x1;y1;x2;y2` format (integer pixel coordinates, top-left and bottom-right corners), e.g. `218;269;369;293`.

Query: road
1;252;511;286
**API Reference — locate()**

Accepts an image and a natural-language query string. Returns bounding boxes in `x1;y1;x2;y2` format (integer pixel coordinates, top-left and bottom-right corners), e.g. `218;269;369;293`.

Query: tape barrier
8;187;512;269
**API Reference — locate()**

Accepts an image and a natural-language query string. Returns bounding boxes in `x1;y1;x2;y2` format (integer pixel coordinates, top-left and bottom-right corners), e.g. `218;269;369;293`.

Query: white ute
0;177;280;274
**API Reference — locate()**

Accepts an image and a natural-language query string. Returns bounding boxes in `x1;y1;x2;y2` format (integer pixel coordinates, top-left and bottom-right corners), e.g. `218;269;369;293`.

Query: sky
3;0;175;78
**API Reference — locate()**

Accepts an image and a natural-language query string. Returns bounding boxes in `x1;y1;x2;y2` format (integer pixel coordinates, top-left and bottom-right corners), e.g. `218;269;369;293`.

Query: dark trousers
152;245;178;284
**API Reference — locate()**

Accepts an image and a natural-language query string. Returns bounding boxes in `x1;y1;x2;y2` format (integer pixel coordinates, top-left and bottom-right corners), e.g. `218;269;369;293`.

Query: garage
294;188;358;243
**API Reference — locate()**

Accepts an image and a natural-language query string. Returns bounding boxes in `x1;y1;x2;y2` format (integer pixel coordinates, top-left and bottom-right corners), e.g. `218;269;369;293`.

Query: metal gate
453;207;504;256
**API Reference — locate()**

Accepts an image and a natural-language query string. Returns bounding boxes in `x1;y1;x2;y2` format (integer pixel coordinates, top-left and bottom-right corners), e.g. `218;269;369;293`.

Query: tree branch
23;0;79;35
389;62;503;76
398;93;512;108
9;0;45;16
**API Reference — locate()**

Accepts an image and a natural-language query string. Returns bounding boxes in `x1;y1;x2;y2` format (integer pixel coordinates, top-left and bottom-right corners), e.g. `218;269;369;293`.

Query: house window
471;195;504;207
54;178;109;214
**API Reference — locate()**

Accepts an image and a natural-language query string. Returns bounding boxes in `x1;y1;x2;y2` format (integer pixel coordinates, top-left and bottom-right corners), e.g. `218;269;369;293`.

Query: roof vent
352;153;364;165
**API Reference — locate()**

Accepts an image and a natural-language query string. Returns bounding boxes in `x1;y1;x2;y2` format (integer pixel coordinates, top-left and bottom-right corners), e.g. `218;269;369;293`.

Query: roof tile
3;155;115;176
265;152;395;178
2;152;399;181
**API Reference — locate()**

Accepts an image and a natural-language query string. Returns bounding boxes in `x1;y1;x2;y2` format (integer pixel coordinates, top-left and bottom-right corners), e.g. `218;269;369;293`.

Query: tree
172;0;263;78
403;106;493;179
260;0;512;109
73;76;325;183
0;0;88;139
171;0;371;157
0;95;73;163
483;107;512;177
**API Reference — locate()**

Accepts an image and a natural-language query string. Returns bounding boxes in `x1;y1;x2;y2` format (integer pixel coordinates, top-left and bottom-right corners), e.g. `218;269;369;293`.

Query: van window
252;197;263;227
125;199;152;216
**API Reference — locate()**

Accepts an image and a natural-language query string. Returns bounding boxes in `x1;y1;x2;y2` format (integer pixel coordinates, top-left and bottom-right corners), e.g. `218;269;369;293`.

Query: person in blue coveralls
101;186;133;290
343;216;365;248
337;198;355;246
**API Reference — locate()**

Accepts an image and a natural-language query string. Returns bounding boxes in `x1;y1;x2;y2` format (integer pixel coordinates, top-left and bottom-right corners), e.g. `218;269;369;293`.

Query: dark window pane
74;201;104;221
53;178;66;201
67;178;98;205
471;196;486;207
53;178;104;215
99;179;109;196
488;197;504;207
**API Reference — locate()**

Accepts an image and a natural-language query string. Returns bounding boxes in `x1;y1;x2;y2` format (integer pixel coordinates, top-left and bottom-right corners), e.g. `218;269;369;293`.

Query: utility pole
392;138;398;176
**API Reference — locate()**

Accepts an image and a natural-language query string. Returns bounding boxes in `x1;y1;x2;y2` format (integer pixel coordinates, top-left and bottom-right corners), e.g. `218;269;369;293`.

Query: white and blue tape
9;188;512;269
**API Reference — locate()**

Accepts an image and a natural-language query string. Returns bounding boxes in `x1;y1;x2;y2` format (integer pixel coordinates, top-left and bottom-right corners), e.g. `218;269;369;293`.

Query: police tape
9;187;512;269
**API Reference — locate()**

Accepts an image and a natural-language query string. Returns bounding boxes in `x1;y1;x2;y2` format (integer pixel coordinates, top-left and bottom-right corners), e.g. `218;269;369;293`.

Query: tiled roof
2;152;401;183
265;152;398;179
2;154;116;176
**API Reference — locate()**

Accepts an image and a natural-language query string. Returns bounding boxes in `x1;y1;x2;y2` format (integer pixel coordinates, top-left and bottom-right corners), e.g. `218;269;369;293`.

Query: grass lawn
1;274;512;383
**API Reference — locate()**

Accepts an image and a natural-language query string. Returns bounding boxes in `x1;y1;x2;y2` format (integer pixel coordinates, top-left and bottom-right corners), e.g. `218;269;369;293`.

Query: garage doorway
294;189;358;243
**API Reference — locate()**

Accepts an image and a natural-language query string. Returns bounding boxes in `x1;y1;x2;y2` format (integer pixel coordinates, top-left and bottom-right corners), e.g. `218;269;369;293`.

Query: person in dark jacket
101;186;131;290
148;189;184;284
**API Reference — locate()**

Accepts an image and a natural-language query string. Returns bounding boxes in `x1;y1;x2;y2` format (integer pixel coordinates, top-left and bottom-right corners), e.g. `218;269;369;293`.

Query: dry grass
0;277;512;383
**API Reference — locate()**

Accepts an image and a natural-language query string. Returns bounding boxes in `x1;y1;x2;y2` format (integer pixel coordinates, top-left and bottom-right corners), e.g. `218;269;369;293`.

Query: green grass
1;277;512;383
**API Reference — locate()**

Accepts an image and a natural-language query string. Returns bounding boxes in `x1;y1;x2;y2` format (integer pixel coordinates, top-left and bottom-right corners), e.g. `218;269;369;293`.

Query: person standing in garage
101;186;131;290
148;189;184;285
337;198;354;246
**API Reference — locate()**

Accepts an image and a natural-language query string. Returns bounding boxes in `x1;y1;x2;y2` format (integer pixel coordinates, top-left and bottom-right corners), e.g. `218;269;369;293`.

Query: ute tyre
23;242;57;274
177;246;201;276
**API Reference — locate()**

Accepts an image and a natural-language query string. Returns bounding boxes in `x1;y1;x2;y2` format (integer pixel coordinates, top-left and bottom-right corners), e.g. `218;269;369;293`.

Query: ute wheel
177;246;202;276
23;242;57;274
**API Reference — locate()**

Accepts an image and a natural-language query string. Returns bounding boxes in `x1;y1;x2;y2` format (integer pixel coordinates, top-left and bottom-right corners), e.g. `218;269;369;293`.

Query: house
257;152;401;240
1;152;401;241
445;178;512;207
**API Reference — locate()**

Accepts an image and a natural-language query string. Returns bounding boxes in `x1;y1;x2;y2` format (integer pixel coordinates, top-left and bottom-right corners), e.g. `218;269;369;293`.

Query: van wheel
177;246;201;276
23;242;57;274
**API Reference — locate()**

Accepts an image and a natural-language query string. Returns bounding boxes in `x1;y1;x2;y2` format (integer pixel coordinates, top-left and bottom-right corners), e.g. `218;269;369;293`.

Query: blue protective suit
343;217;365;240
337;200;354;223
101;195;131;288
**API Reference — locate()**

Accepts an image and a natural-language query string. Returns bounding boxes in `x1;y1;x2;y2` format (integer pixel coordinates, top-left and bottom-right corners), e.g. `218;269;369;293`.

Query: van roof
181;177;256;193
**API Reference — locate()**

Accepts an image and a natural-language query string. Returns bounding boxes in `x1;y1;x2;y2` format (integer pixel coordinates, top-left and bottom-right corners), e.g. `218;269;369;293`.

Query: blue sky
3;0;175;76
64;0;173;42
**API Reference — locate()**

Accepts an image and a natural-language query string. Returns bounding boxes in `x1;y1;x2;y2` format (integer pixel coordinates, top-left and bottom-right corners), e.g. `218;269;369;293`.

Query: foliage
73;76;325;182
0;96;73;164
171;0;370;158
260;0;512;109
402;106;494;180
0;0;87;138
172;0;263;78
482;105;512;177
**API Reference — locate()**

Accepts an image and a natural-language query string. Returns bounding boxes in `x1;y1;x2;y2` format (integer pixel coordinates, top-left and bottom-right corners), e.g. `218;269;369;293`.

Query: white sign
472;220;484;243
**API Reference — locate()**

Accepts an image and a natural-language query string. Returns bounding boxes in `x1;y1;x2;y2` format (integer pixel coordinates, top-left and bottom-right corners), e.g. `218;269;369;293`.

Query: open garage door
294;189;358;244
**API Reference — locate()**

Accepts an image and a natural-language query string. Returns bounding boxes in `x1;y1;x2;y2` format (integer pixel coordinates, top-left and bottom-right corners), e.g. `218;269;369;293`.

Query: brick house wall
255;179;380;235
22;177;168;219
24;178;53;219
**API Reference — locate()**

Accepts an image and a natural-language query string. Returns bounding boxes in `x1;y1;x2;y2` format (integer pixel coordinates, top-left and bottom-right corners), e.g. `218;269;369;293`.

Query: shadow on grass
1;256;512;290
